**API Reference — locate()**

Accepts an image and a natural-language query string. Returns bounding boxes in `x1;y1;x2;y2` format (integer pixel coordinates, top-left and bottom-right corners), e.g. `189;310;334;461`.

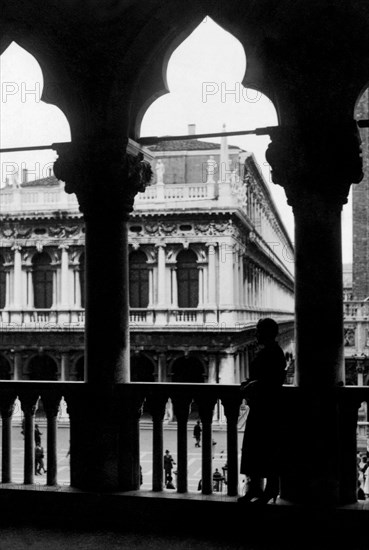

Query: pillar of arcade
266;122;363;504
53;138;152;490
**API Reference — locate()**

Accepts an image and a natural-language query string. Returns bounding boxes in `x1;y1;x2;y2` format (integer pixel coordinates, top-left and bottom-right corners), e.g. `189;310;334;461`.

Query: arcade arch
131;353;155;382
171;355;205;383
27;354;58;381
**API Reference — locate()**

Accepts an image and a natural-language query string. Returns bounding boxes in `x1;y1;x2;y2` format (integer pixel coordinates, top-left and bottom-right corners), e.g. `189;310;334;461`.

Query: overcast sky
0;17;353;263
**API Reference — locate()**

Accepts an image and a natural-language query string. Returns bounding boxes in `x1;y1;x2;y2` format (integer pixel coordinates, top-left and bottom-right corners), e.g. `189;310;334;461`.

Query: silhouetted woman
238;318;286;504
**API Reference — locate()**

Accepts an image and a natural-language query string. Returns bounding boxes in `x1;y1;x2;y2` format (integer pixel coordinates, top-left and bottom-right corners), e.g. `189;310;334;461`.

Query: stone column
0;396;16;483
74;269;81;307
155;244;167;324
43;393;61;486
11;245;22;309
198;265;204;307
54;140;153;490
218;240;234;323
60;352;69;381
13;352;22;380
148;267;154;307
218;353;235;384
239;250;244;307
156;244;166;306
170;267;178;307
157;353;167;382
207;354;217;383
26;270;34;308
206;243;217;307
5;270;10;308
266;122;363;505
59;244;69;308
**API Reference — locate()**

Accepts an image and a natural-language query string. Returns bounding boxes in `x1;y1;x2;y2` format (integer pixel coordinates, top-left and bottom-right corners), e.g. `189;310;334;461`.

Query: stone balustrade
0;382;366;500
0;308;292;330
0;186;79;213
344;301;369;319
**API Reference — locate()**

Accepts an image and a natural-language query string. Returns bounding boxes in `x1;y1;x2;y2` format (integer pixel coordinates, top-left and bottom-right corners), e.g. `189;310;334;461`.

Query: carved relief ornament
53;141;153;219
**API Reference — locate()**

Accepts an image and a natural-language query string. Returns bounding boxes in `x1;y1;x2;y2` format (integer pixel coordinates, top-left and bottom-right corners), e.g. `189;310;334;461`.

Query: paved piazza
7;423;245;493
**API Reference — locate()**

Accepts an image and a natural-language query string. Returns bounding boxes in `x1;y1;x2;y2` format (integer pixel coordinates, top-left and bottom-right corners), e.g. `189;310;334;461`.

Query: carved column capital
42;392;62;418
0;393;17;419
53;140;153;219
265;122;363;210
20;393;39;415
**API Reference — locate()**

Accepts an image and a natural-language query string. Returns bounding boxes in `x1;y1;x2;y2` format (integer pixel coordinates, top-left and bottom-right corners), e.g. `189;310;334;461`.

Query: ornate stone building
0;133;294;394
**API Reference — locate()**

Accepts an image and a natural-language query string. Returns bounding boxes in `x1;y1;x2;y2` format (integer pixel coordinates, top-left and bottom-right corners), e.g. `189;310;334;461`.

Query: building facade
0;133;295;393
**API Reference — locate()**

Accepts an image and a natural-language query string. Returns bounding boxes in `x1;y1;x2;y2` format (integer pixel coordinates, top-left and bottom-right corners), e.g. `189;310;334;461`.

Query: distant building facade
0;132;295;400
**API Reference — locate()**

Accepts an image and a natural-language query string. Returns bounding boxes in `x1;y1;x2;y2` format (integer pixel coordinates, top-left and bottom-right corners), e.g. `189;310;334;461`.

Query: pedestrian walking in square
193;420;202;447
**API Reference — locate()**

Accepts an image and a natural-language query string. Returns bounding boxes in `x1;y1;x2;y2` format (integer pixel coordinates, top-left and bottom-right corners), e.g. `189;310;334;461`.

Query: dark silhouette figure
358;481;366;501
193;420;202;447
34;424;42;446
35;443;46;475
213;468;224;492
163;449;175;485
238;318;286;505
166;475;175;489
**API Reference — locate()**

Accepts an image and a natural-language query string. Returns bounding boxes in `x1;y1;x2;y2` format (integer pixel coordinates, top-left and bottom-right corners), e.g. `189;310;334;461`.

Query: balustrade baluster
20;393;39;484
118;393;144;491
197;395;217;495
0;394;16;483
146;394;168;491
172;393;192;493
43;393;61;486
222;394;242;496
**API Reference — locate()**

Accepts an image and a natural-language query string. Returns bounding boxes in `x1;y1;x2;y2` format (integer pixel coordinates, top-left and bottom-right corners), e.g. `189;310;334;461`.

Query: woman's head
256;318;279;344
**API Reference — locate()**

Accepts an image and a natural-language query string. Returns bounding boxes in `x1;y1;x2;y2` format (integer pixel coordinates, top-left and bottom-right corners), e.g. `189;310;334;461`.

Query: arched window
129;250;149;308
79;252;85;308
32;252;53;309
177;249;198;308
0;255;6;309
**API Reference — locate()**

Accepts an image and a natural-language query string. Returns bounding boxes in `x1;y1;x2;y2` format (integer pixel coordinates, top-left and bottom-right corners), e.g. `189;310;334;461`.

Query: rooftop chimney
22;168;28;183
188;123;196;135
